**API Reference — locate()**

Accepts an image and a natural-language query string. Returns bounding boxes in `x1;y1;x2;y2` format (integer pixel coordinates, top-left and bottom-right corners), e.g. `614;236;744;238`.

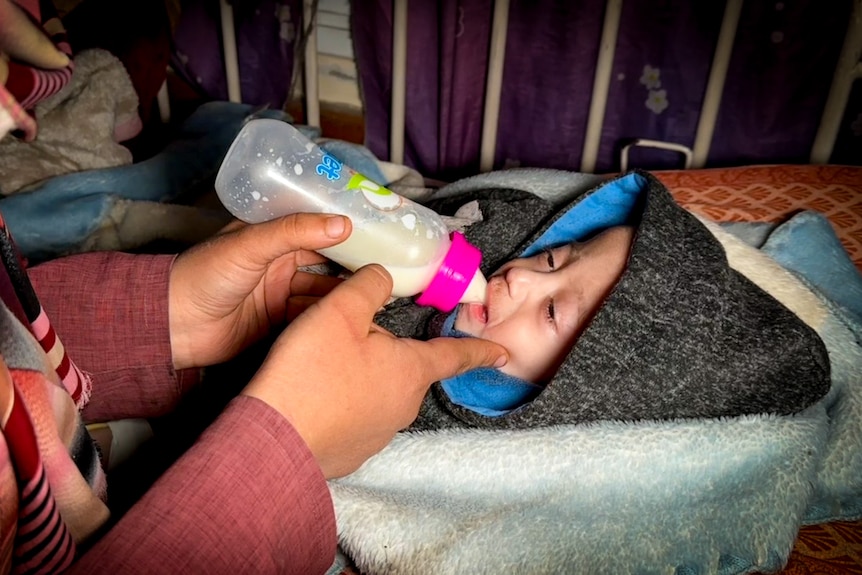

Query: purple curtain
352;0;853;177
352;0;495;181
710;0;851;166
171;0;302;108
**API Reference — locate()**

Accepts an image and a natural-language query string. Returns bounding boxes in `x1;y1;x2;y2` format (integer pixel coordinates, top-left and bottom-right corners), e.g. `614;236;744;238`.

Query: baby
374;170;831;431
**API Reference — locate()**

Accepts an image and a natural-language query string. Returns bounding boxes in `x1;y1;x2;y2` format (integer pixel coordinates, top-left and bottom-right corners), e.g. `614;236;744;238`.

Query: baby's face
455;226;635;383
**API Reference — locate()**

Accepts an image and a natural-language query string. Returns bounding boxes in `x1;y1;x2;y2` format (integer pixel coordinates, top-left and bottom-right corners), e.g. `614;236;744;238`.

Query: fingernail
493;354;508;368
325;216;346;238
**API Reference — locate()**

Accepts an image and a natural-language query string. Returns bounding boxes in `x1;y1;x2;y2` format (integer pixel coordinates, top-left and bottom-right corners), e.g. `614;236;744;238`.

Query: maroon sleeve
27;252;200;422
70;396;338;574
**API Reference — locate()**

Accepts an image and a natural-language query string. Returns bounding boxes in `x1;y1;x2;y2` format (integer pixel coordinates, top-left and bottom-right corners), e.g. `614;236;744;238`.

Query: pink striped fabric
4;385;76;575
14;65;73;111
0;206;106;575
30;310;91;406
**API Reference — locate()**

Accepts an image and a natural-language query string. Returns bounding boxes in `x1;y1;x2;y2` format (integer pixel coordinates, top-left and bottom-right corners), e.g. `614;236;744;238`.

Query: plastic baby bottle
214;118;487;312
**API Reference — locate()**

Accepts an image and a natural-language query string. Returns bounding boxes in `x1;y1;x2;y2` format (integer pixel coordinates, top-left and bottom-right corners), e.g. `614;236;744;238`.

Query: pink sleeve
70;396;337;574
27;252;199;422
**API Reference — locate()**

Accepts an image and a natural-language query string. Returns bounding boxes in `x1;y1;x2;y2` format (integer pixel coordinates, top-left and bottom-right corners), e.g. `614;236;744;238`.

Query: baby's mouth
465;302;488;324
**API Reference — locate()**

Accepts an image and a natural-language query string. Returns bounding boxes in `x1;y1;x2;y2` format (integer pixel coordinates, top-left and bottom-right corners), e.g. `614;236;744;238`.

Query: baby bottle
214;118;487;312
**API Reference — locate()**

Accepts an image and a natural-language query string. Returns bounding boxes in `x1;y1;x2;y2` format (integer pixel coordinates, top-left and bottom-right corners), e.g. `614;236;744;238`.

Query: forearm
70;396;337;574
28;251;199;422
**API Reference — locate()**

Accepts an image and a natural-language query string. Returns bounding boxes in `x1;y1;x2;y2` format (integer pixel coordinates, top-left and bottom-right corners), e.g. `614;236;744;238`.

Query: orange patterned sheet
657;164;862;574
656;164;862;272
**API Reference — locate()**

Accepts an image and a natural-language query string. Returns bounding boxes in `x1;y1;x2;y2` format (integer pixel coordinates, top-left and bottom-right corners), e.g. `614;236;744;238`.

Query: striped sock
4;59;72;110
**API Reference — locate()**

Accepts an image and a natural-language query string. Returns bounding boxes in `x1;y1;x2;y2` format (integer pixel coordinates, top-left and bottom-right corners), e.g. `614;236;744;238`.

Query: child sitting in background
370;170;831;430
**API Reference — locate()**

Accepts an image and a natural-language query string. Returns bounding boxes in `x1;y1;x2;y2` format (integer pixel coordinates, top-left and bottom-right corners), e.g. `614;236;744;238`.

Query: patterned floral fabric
783;522;862;574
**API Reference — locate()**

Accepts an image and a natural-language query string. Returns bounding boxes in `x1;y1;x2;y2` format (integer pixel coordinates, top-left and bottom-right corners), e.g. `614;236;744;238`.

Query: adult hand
168;213;349;370
243;265;509;478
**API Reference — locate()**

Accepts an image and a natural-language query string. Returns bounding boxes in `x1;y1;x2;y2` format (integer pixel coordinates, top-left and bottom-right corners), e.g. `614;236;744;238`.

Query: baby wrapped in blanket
375;170;830;429
329;169;854;575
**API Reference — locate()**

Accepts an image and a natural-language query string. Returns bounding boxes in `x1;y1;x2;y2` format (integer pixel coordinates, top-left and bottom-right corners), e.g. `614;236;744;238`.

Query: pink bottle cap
415;232;482;312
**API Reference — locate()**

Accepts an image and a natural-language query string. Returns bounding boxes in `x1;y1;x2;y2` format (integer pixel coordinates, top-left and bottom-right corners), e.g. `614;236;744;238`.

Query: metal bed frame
168;0;861;173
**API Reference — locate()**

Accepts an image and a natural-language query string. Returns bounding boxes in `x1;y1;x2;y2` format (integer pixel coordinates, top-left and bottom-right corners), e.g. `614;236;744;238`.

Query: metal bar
219;0;242;103
810;0;862;164
390;0;408;164
479;0;511;172
691;0;744;168
620;138;693;171
581;0;624;173
304;0;321;128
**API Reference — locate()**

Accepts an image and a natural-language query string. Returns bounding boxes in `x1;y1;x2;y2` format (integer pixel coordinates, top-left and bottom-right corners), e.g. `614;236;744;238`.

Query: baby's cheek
496;355;541;384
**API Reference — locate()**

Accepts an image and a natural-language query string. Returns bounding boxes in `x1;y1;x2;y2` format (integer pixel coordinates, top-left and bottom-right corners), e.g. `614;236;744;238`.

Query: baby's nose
504;266;537;298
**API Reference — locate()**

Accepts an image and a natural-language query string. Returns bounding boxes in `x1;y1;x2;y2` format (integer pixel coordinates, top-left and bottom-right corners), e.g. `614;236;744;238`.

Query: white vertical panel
219;0;242;103
479;0;511;173
811;0;862;164
390;0;408;164
317;25;354;58
304;0;321;128
691;0;743;168
581;0;624;173
318;0;349;13
157;77;171;123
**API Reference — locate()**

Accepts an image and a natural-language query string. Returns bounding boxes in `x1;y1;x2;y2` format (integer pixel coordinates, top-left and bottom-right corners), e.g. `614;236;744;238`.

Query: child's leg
0;0;73;110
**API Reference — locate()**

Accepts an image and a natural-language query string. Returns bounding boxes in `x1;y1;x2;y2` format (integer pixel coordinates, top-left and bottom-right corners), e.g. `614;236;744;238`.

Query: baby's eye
546;299;556;323
543;249;555;270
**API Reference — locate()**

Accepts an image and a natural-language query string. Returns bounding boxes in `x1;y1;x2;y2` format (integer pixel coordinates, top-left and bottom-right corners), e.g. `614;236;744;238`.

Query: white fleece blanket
327;214;862;575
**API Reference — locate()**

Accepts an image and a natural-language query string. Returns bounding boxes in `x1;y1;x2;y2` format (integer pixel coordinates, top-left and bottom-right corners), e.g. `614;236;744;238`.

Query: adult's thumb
230;213;351;269
416;336;508;384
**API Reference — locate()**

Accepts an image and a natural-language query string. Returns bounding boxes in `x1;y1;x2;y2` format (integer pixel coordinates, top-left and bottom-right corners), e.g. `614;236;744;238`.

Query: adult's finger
406;336;509;384
216;218;247;235
223;213;352;271
286;295;319;322
307;264;394;326
289;270;343;297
